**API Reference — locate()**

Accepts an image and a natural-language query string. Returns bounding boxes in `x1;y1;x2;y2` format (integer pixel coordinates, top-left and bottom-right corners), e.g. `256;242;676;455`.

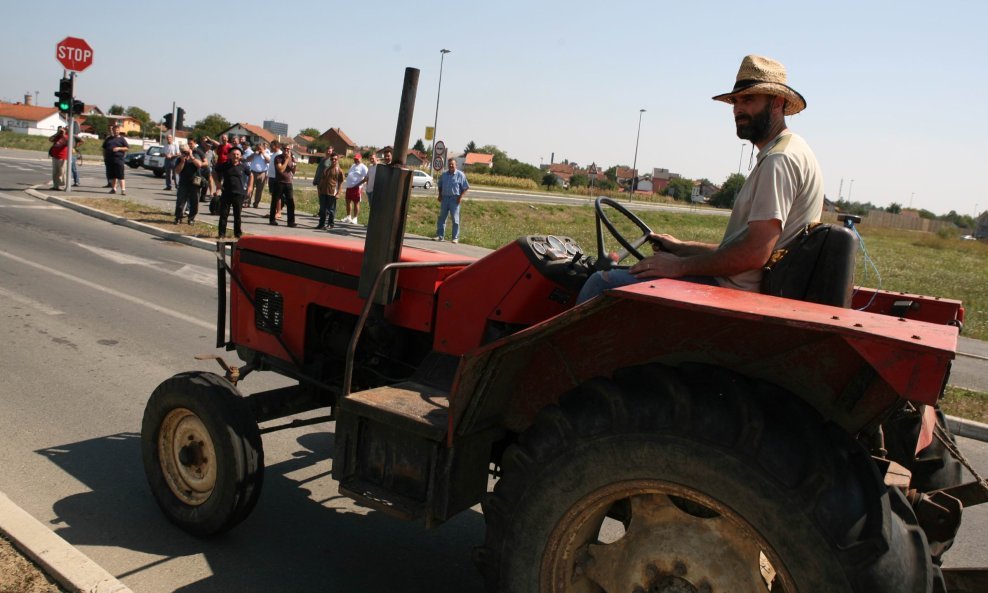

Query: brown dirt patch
0;534;66;593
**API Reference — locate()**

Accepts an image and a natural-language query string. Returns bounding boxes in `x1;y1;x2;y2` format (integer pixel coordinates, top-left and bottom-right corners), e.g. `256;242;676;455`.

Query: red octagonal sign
56;37;93;72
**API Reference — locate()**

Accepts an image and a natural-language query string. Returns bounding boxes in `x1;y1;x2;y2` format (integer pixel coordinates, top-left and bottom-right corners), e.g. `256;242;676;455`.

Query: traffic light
176;107;185;131
54;77;73;112
72;100;85;115
163;113;173;130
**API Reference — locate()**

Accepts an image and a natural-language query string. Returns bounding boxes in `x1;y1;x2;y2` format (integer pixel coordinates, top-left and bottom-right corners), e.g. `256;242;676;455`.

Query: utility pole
65;71;75;193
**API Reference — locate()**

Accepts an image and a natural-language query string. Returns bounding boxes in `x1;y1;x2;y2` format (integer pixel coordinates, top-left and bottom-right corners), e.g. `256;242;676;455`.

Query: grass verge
941;386;988;424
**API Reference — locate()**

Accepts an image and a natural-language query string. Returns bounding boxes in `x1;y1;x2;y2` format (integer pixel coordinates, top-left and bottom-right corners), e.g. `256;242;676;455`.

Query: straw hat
712;55;806;116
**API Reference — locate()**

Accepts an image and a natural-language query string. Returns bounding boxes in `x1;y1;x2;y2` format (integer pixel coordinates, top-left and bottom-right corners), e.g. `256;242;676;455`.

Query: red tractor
141;70;986;593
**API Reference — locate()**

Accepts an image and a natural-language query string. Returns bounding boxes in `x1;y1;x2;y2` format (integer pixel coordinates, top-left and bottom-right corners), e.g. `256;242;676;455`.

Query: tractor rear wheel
141;371;264;536
476;363;940;593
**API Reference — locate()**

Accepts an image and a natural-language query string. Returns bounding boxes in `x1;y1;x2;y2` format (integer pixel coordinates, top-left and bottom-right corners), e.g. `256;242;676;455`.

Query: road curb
946;415;988;442
0;492;134;593
26;187;220;253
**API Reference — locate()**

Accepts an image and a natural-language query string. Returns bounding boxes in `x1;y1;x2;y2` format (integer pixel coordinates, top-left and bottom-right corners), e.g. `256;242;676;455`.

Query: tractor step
334;382;450;522
943;567;988;593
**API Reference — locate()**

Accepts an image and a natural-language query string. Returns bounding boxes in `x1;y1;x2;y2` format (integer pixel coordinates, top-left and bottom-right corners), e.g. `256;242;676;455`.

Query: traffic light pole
171;101;176;138
65;71;75;193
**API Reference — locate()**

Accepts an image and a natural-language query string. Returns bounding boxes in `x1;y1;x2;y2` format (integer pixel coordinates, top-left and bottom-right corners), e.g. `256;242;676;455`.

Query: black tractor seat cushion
761;223;859;308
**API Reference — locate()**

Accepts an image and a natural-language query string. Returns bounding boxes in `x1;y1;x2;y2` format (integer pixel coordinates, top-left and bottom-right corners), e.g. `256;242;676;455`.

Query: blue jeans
70;155;79;185
436;195;461;239
318;194;337;227
577;269;720;304
164;158;177;189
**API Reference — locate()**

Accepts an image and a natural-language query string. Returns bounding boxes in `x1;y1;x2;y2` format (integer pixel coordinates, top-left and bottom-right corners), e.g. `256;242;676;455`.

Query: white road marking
0;192;32;202
174;264;218;287
0;249;214;330
0;286;65;315
0;164;36;171
75;243;160;266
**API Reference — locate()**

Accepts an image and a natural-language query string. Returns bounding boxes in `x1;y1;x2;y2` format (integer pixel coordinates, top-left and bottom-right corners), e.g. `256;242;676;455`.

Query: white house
0;102;66;136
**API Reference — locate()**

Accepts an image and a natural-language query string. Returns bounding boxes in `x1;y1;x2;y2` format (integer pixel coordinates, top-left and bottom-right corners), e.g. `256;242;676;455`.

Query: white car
411;169;433;189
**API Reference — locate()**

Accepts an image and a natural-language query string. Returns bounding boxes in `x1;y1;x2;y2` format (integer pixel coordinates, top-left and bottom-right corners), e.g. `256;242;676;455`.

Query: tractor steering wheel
593;197;654;271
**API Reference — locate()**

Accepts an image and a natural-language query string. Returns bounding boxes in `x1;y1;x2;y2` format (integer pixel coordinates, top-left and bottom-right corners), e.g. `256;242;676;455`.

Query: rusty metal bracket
195;354;250;385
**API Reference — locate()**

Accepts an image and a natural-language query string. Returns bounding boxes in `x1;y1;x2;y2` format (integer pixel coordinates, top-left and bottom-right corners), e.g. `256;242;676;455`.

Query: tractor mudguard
448;278;957;442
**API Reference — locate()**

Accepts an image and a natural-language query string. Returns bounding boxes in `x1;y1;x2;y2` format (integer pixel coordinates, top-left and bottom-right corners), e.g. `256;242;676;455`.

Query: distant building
406;149;428;167
317;127;358;157
221;123;277;146
651;167;682;192
263;120;288;137
0;102;66;135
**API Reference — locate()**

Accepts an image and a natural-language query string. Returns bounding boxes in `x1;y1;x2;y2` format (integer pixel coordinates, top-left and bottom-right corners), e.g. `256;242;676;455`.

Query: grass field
292;188;988;339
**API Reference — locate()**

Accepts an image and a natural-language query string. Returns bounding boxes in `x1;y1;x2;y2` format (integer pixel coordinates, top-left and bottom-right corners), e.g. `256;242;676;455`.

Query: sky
2;1;985;217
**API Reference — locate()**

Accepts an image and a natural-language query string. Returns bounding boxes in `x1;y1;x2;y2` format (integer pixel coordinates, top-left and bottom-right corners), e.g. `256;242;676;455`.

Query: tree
663;177;696;202
542;172;557;191
108;104;125;115
125;106;152;137
298;127;321;138
308;138;330;153
85;113;109;138
190;113;231;141
464;140;477;154
413;138;426;152
569;173;588;188
603;166;618;183
709;173;746;208
886;202;902;214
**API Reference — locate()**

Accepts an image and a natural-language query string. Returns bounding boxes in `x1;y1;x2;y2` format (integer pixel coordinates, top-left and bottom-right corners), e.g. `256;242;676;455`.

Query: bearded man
578;55;823;303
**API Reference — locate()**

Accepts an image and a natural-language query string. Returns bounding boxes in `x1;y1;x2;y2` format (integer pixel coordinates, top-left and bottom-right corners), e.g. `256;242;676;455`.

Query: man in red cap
342;152;368;224
578;54;823;303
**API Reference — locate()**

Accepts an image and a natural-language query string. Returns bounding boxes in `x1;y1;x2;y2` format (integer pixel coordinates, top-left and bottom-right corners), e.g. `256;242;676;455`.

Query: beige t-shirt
717;131;824;291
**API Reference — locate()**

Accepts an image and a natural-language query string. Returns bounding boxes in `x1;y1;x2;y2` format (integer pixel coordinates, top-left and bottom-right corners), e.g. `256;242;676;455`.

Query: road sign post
432;140;447;171
55;37;93;194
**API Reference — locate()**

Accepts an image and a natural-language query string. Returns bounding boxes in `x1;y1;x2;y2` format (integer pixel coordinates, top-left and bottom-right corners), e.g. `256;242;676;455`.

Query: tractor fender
448;279;957;442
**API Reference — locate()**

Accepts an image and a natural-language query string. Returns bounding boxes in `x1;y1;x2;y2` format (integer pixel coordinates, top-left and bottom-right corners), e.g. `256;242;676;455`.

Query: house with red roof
317;127;358;157
0;102;66;136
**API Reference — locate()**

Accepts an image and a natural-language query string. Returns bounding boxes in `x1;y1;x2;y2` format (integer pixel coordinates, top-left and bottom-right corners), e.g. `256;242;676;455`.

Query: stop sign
55;37;93;72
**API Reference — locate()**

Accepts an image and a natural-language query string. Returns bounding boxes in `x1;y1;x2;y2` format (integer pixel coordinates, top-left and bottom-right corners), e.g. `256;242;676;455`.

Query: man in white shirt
163;134;180;191
248;142;270;208
266;140;282;216
342;153;368;224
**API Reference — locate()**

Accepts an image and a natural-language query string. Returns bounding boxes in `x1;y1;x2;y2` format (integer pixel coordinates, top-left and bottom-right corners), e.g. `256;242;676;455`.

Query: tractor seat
760;223;859;308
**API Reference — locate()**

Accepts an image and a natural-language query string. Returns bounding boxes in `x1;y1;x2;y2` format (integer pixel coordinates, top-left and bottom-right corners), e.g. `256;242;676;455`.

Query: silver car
411;169;433;189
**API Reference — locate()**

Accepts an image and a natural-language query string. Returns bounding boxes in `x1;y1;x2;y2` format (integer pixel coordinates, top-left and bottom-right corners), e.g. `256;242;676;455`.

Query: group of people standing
48;125;472;244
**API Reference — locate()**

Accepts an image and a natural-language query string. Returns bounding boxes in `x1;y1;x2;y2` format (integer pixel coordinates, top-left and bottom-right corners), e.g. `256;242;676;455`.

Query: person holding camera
174;138;207;225
270;144;297;227
48;127;69;190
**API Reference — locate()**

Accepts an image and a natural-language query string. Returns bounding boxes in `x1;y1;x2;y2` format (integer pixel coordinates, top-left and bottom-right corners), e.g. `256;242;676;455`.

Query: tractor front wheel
477;363;940;593
141;371;264;536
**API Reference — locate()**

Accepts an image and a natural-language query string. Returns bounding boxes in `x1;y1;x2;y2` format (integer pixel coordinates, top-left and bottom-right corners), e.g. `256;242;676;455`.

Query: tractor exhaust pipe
358;67;419;303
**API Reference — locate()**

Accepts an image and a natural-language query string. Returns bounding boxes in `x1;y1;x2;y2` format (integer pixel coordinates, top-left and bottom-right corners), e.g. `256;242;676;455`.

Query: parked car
125;151;145;169
411;169;433;189
141;146;166;177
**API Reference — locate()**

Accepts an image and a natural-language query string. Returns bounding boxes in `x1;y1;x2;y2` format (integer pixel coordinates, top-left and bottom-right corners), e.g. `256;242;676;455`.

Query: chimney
24;94;32;106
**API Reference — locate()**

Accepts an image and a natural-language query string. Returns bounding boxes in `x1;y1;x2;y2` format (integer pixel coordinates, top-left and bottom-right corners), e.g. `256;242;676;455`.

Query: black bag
208;195;219;215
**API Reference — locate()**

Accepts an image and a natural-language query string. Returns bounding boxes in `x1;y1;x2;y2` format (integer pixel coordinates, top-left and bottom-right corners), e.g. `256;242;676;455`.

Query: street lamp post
631;108;646;194
848;179;855;201
430;48;451;179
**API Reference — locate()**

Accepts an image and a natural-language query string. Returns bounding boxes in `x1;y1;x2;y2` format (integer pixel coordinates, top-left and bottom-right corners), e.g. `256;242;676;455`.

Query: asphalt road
0;153;985;592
